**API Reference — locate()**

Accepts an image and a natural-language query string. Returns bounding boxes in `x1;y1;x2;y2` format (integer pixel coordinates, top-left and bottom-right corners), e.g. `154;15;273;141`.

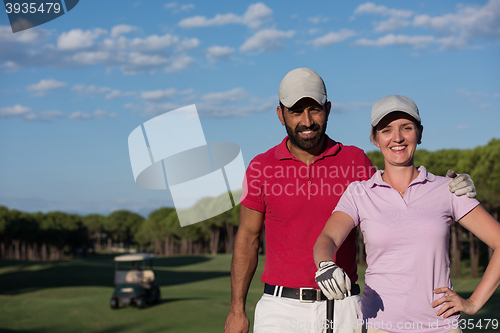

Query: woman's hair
370;119;422;145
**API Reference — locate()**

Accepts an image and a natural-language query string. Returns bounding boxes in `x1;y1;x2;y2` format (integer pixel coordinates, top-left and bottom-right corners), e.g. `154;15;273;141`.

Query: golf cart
110;253;160;309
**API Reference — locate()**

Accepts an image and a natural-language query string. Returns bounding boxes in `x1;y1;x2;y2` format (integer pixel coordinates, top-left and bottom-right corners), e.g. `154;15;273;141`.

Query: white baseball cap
371;95;420;127
279;68;327;108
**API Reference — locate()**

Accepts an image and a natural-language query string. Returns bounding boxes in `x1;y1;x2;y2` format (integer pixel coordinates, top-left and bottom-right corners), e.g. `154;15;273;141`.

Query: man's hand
224;311;250;333
315;261;351;300
447;170;476;198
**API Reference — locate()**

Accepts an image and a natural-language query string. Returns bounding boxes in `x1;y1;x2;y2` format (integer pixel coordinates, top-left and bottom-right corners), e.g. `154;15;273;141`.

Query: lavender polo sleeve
450;188;480;222
333;181;362;227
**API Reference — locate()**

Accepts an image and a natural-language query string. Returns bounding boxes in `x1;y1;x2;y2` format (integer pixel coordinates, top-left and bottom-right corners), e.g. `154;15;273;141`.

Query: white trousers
254;293;361;333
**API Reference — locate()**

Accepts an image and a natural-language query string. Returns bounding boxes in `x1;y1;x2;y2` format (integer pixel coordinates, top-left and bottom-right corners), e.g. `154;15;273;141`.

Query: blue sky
1;0;499;217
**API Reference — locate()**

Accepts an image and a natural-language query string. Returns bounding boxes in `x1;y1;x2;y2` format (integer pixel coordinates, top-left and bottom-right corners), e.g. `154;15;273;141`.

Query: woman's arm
431;205;500;317
313;211;355;268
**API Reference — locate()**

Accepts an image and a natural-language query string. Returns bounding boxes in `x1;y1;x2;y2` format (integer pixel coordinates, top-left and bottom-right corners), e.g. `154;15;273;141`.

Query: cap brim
371;109;421;127
281;92;326;108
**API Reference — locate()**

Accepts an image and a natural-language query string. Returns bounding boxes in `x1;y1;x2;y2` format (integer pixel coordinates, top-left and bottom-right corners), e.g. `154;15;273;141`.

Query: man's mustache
295;123;320;133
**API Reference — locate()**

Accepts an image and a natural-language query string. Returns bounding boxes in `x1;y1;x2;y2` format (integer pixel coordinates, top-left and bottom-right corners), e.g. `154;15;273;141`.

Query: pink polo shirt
335;166;479;333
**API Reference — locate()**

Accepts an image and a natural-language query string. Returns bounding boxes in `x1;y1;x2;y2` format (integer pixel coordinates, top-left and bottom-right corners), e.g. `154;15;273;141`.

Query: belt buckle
299;287;320;303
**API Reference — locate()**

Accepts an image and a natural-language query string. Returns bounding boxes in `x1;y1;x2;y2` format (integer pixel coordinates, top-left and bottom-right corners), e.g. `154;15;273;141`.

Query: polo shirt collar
367;165;436;188
274;135;340;161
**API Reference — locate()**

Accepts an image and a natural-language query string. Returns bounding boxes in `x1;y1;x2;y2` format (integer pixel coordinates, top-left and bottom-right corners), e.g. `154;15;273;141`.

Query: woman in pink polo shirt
313;95;500;333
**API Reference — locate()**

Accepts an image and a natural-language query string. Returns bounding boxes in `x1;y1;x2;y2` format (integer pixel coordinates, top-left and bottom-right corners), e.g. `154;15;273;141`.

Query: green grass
0;256;498;332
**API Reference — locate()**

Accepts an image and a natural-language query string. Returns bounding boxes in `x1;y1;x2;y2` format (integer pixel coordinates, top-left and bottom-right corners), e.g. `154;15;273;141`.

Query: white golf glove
446;170;476;198
315;261;351;300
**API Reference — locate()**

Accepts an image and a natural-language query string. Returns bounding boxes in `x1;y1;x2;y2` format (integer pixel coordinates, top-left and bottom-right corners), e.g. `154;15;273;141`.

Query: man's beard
284;119;327;151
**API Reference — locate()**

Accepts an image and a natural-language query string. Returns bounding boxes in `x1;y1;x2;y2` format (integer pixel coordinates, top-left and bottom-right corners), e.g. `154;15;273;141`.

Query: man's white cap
371;95;420;127
279;68;327;108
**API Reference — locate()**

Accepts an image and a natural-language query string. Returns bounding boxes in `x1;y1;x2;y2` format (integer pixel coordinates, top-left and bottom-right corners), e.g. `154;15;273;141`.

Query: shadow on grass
79;254;212;267
152;256;212;267
0;323;160;333
114;297;207;309
0;255;229;295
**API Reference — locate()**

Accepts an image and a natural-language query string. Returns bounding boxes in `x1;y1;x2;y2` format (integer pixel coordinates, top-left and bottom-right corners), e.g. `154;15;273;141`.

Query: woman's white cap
279;68;327;108
371;95;420;127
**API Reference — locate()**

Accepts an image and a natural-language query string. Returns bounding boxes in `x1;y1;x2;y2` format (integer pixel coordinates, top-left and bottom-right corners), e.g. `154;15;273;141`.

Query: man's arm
224;205;265;333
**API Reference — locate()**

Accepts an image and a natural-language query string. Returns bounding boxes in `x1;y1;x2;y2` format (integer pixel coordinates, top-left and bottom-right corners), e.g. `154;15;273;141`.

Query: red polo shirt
241;136;374;288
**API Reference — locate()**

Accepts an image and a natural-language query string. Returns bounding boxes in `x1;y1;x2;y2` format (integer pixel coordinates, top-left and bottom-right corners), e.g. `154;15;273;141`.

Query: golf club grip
327;299;334;333
446;169;458;178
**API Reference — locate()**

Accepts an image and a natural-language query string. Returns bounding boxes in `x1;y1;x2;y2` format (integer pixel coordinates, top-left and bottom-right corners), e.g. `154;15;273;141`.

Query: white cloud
0;104;32;117
57;28;107;50
0;104;117;121
164;2;176;9
72;84;111;95
69;111;92;120
179;2;272;29
102;34;187;52
1;61;20;71
354;2;413;18
178;37;200;51
308;16;329;24
141;102;183;116
164;2;194;12
456;88;472;97
71;51;111;65
202;88;248;103
140;88;177;101
351;0;500;49
106;90;136;99
24;110;64;121
0;25;46;44
27;79;67;96
197;95;275;117
242;2;273;29
206;45;235;62
354;2;413;33
124;52;169;74
413;0;500;48
240;28;295;53
164;55;195;73
110;24;137;38
353;34;436;49
69;110;117;120
375;17;411;32
0;105;66;121
181;4;194;11
310;29;356;47
179;14;240;28
136;87;273;118
94;109;117;119
1;25;198;74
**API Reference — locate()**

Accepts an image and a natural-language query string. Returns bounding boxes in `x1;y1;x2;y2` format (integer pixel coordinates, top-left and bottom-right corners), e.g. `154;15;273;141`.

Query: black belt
264;283;360;303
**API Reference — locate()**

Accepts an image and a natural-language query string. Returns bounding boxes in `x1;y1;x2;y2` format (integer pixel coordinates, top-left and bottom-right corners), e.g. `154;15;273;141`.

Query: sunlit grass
0;255;497;332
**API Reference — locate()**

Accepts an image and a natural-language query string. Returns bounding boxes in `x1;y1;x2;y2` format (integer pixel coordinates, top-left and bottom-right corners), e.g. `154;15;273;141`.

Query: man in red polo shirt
224;68;476;333
224;68;371;333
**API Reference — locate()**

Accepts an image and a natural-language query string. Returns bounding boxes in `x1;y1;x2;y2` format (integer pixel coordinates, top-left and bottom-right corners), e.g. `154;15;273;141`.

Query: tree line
0;205;240;261
1;138;499;277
